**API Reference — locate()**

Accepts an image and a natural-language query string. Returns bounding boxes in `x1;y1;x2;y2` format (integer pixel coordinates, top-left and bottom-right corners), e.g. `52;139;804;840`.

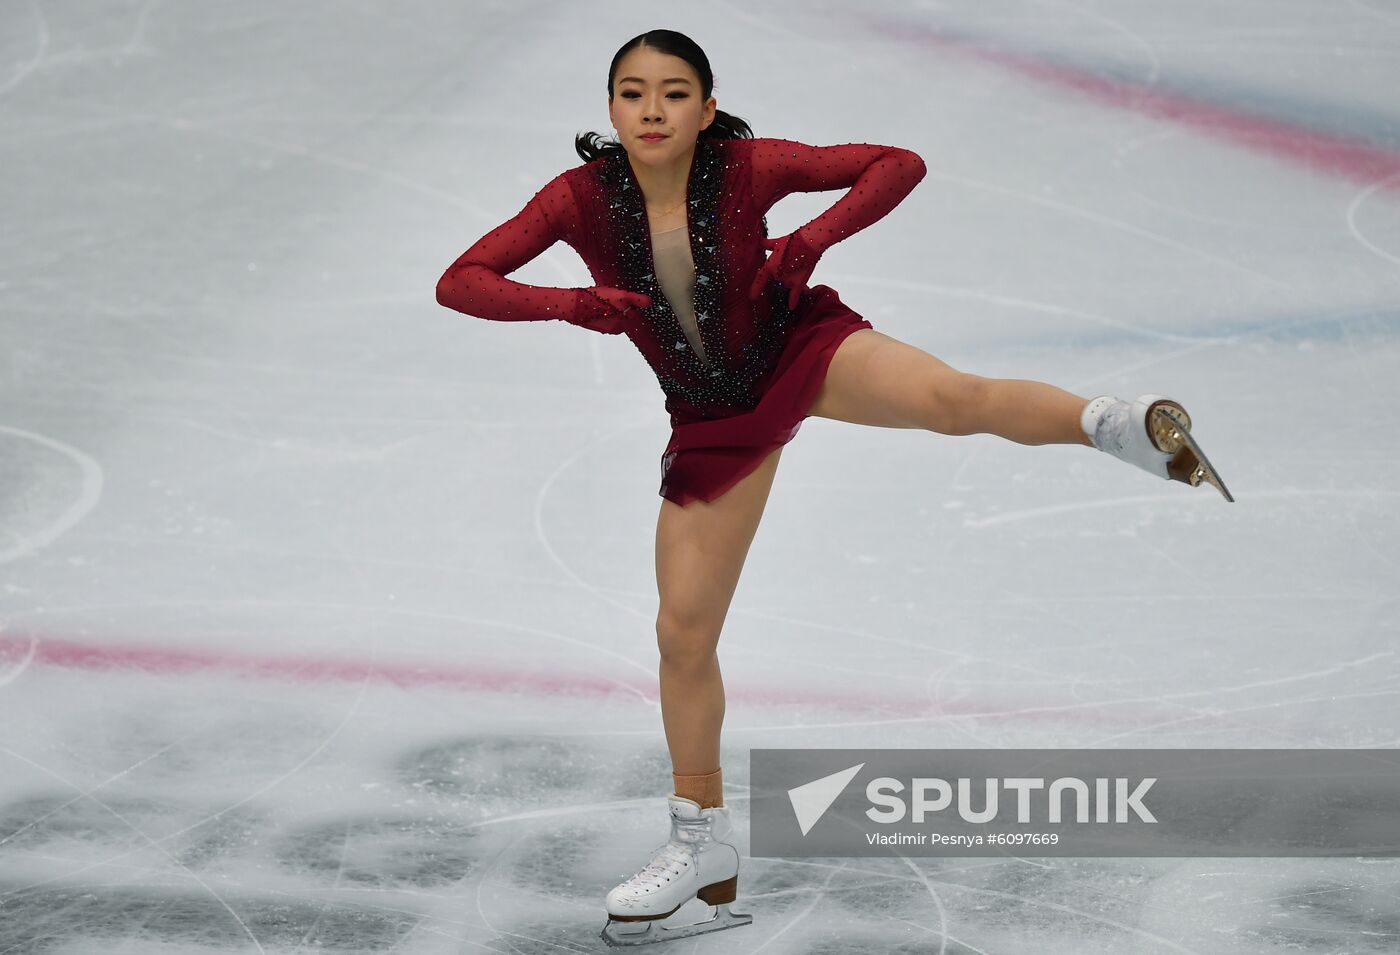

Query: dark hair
574;29;753;163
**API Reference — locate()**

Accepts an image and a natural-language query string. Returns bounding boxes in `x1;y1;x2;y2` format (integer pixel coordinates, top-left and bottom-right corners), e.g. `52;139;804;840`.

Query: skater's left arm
746;137;927;254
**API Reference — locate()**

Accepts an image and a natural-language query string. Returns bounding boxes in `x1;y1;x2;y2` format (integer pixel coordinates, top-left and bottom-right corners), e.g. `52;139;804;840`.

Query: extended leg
807;329;1092;446
809;329;1232;500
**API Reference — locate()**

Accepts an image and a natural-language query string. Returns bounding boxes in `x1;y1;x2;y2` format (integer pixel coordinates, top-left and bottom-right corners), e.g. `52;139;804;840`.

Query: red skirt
658;284;872;507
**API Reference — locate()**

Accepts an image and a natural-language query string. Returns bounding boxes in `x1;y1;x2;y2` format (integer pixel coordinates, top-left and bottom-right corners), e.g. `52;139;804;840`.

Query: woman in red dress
435;28;1231;946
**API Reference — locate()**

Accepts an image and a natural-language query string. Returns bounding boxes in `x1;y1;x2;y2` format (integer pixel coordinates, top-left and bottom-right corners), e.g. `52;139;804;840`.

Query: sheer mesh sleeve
747;137;927;253
435;170;596;325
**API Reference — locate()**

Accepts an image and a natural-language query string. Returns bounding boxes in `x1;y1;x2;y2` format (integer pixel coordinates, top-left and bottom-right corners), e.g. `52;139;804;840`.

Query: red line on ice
0;632;1199;728
876;21;1400;189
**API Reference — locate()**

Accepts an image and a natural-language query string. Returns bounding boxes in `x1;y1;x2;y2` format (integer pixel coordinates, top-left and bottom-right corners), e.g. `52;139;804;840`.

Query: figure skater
434;28;1232;947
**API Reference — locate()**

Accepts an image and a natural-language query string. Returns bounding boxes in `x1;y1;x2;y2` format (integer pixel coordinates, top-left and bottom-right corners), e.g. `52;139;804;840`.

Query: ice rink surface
2;0;1398;951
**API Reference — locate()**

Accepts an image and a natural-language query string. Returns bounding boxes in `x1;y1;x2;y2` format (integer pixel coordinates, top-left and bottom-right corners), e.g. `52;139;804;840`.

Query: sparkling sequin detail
596;138;799;417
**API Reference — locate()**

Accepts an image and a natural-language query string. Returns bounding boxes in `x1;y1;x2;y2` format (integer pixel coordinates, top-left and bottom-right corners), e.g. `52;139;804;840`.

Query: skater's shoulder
524;161;600;207
734;135;815;152
723;135;832;170
560;151;621;187
706;134;763;158
554;158;596;183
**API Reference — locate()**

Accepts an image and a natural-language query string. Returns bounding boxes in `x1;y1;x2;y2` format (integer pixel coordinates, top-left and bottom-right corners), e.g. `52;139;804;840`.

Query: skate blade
601;903;753;947
1151;406;1235;502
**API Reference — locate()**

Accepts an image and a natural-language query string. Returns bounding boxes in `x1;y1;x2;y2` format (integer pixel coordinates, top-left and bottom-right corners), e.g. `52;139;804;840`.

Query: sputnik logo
787;762;864;836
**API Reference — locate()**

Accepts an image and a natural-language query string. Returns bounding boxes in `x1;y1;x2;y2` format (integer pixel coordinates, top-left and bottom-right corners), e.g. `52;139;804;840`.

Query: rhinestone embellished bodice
595;137;798;419
435;136;928;426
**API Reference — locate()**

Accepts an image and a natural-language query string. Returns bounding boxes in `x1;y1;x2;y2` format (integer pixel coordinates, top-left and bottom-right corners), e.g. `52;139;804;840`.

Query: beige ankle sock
672;767;724;809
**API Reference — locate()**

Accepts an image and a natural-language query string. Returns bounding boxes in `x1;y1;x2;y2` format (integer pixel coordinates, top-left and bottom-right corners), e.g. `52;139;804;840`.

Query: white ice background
2;1;1399;952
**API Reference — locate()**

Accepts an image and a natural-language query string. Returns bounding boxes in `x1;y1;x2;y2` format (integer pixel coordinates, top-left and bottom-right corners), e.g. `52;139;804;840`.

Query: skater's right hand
571;286;652;335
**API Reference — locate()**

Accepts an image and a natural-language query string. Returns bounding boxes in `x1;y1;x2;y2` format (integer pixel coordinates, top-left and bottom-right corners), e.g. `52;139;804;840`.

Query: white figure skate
1082;394;1234;502
600;794;753;947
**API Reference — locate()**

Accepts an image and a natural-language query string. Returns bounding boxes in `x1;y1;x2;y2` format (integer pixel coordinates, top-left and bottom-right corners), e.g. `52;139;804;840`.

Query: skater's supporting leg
809;328;1093;446
658;646;722;771
654;445;782;778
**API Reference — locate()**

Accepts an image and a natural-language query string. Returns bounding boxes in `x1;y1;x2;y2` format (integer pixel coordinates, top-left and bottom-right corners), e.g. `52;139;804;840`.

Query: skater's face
608;47;716;167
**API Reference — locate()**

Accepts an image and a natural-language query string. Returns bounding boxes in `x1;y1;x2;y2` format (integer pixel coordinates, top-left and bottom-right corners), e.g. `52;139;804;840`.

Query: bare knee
925;372;988;435
656;611;720;670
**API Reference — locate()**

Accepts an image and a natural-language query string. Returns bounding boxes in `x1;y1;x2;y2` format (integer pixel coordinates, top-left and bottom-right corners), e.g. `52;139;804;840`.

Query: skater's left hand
749;228;822;311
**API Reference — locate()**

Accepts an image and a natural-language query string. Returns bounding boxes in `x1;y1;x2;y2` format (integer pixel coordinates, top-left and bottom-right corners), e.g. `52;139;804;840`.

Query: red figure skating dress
435;137;926;506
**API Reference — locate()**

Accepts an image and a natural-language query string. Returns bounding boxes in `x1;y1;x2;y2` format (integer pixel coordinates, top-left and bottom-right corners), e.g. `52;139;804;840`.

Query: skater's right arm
435;172;644;332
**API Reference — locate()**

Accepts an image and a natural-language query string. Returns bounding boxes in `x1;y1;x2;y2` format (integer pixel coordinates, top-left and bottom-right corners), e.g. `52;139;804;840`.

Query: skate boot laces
622;815;713;891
